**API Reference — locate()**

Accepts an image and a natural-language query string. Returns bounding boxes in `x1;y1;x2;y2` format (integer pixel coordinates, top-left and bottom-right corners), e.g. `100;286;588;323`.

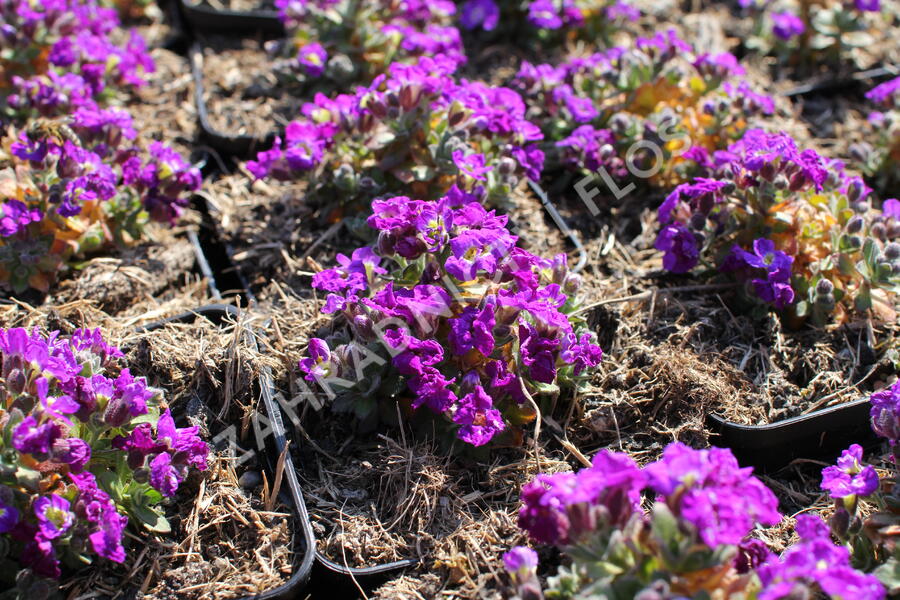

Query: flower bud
872;222;887;240
884;242;900;261
847;235;862;249
849;142;872;164
563;273;582;295
846;215;865;234
847;178;865;203
815;278;834;295
7;368;25;395
498;157;516;175
760;162;777;182
830;506;851;538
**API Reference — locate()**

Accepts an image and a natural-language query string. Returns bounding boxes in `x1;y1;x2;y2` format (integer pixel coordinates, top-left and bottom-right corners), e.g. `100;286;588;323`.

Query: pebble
238;470;262;489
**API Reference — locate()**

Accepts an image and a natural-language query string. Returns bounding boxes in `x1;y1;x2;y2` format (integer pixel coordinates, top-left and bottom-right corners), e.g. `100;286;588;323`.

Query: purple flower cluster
853;78;899;197
1;0;155;119
459;0;638;34
0;115;200;292
870;380;900;443
275;0;464;84
0;327;208;581
509;441;885;599
519;443;779;548
757;515;885;600
512;31;774;187
298;187;602;448
655;128;900;323
248;56;544;206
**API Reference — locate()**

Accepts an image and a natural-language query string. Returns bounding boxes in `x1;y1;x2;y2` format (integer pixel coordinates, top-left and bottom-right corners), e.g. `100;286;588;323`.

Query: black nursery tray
707;397;877;472
138;305;316;599
189;43;281;160
178;0;283;36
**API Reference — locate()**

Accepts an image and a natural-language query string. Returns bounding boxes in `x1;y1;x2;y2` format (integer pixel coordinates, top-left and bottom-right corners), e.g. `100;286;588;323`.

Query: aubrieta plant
512;30;775;190
742;0;892;70
248;56;544;210
504;442;885;599
0;327;208;596
810;380;900;595
272;0;464;88
297;186;602;449
850;77;900;197
458;0;639;46
0;113;201;293
656;128;900;326
0;0;155;116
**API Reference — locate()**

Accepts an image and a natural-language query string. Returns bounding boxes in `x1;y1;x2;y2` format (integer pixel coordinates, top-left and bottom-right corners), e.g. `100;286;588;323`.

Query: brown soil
198;37;303;138
127;47;199;161
49;224;199;315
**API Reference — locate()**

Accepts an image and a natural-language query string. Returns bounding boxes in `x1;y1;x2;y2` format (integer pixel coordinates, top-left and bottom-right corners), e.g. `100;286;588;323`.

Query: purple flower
452;385;505;446
460;0;499;31
452;151;492;181
528;0;563;28
503;546;538;580
0;200;42;237
12;416;61;455
519;321;559;384
655;223;699;273
298;42;328;77
734;538;773;574
560;331;603;375
866;77;900;108
821;444;879;500
757;514;886;600
870;380;900;442
34;494;74;540
70;471;127;563
855;0;880;11
448;302;496;357
722;239;795;309
519;450;645;545
772;12;805;40
22;535;60;579
299;338;336;383
645;443;781;547
150;452;181;497
51;437;92;472
884;198;900;220
0;498;20;533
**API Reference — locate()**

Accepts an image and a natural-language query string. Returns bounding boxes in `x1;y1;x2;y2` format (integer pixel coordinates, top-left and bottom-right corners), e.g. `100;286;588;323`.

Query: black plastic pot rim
189;43;281;161
178;0;284;36
137;305;316;599
782;65;898;97
706;396;877;471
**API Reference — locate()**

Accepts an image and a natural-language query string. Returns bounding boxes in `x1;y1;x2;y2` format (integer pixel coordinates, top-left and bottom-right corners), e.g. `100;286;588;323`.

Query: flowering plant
655;128;900;325
512;30;774;190
0;0;154;116
742;0;892;69
0;113;201;293
248;56;544;209
814;380;900;595
271;0;464;88
851;77;900;198
297;187;602;449
0;327;208;593
504;441;885;599
458;0;638;45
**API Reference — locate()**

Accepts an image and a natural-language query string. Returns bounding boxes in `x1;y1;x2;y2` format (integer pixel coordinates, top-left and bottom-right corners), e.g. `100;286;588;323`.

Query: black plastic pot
782;66;898;98
178;0;283;37
137;305;316;599
707;397;877;472
189;43;280;160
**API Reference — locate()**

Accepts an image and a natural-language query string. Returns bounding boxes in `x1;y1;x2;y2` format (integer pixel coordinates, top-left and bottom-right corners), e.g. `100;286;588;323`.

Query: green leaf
874;557;900;594
131;503;171;534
